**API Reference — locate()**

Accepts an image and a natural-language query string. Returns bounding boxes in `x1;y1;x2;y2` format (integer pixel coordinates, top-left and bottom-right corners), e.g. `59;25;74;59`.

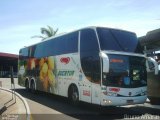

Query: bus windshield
97;27;143;53
103;54;147;88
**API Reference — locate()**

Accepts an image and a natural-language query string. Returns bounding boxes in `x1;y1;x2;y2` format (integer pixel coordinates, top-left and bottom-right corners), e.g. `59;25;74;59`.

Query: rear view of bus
96;27;147;106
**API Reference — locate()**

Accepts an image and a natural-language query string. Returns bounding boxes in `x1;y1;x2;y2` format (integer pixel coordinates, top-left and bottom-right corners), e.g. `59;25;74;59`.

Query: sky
0;0;160;54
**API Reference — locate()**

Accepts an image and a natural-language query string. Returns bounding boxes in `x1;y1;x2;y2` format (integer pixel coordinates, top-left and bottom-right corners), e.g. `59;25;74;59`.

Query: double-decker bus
139;28;160;104
18;26;147;106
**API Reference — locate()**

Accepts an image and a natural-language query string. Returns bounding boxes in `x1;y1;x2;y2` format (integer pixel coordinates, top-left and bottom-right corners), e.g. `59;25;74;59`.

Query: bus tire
149;97;160;105
30;80;36;94
68;84;79;105
25;79;30;91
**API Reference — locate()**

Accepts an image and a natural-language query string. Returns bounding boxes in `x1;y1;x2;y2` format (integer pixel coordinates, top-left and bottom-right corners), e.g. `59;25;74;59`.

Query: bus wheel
30;80;36;94
68;85;79;105
149;97;160;105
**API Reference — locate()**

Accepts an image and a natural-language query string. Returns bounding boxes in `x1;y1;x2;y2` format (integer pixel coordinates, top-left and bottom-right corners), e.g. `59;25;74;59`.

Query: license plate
127;100;134;104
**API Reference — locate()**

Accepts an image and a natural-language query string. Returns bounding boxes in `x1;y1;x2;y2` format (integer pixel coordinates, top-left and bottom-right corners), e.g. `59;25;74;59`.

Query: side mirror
147;57;159;75
99;52;109;73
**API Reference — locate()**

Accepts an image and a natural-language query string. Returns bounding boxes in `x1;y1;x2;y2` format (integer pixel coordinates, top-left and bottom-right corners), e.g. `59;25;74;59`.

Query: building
0;52;18;78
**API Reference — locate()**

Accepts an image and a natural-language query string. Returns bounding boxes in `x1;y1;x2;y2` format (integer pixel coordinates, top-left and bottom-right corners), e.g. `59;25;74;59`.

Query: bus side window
80;29;101;84
19;48;29;60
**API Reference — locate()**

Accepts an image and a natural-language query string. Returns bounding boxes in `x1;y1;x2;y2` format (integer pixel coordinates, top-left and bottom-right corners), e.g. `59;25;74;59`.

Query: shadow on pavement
14;88;160;120
0;106;7;114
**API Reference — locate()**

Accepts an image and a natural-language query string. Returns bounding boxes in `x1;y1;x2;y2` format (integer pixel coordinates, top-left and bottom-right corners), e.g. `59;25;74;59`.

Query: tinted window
97;27;143;53
103;55;147;88
28;31;78;58
28;45;36;57
80;29;101;84
80;29;99;52
66;32;78;53
45;31;78;56
19;48;29;60
20;48;28;57
34;43;44;58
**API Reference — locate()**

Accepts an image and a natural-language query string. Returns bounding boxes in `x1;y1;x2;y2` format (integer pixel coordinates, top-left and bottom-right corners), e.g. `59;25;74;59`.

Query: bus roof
139;28;160;52
21;26;136;50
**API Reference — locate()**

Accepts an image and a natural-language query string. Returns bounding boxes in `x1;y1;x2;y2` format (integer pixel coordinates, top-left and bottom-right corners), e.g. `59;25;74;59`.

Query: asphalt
0;78;30;120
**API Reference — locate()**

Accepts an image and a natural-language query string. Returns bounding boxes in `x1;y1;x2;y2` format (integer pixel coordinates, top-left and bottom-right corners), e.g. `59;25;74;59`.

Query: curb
0;87;31;120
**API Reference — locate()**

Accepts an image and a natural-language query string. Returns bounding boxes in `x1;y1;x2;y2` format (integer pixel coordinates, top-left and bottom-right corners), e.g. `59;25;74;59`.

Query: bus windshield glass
103;54;147;88
97;27;143;53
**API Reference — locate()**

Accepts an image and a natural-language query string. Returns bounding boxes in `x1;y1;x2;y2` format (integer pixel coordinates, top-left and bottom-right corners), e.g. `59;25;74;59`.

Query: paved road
15;88;160;120
1;78;160;120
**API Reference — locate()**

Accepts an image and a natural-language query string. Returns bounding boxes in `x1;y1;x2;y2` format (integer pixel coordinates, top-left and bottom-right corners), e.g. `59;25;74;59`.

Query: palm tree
32;25;58;41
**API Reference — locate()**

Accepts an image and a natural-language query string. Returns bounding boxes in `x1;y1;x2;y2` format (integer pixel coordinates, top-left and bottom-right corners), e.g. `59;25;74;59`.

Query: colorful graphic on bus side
18;56;57;93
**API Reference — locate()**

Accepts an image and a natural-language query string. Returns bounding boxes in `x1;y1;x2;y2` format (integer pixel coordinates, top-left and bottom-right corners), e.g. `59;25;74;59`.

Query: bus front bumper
101;95;147;106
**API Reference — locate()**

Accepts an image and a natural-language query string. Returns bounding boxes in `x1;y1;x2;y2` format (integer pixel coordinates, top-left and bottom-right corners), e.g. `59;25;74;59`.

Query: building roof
0;52;18;59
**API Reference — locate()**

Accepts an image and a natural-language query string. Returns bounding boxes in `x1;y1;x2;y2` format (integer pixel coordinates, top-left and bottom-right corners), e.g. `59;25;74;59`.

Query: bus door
79;28;100;103
79;56;101;104
79;61;101;104
79;74;91;103
91;82;101;105
91;59;101;105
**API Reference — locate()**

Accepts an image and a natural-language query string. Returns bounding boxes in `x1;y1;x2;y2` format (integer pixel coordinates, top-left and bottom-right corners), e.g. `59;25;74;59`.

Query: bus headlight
103;99;112;104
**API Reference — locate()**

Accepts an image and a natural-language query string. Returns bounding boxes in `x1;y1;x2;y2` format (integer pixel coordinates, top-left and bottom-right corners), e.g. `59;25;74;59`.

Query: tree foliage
32;25;58;41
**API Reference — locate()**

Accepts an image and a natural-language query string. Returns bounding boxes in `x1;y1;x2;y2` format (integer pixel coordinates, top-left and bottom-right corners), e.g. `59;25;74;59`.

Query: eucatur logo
60;57;70;64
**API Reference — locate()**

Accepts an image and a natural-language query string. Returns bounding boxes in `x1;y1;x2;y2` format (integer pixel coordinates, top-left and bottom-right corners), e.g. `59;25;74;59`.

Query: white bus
18;26;147;106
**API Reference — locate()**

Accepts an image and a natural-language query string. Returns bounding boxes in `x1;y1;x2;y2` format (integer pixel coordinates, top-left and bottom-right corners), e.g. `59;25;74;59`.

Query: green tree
32;25;58;41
